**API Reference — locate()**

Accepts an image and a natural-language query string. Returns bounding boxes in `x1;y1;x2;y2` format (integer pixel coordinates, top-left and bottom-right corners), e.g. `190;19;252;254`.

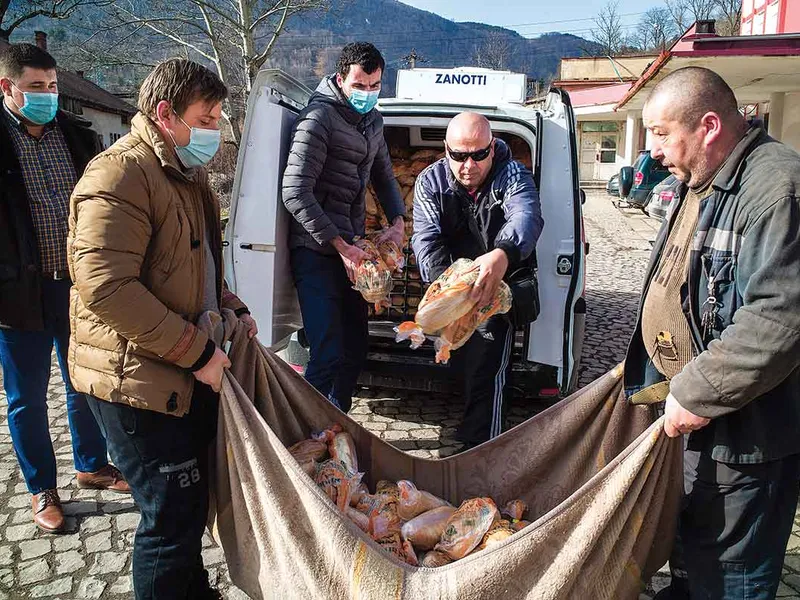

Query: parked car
619;150;671;209
645;174;679;221
606;173;619;197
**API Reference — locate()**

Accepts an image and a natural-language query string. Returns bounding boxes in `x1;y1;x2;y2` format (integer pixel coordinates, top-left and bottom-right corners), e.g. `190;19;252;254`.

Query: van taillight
660;190;675;202
634;171;644;185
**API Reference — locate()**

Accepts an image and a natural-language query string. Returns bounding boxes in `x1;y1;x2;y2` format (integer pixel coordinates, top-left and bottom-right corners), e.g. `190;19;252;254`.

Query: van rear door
224;69;311;349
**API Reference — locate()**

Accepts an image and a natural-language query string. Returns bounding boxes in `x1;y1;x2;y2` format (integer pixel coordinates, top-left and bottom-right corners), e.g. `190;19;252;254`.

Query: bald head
645;67;741;129
445;112;495;191
446;112;492;147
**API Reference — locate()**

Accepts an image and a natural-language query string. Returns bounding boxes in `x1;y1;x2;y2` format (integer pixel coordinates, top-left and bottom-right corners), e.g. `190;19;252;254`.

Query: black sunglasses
446;141;493;163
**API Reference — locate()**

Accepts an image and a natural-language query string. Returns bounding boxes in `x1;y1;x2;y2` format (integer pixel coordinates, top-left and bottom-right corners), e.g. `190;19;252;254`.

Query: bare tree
714;0;742;35
472;31;510;70
0;0;111;43
635;7;678;52
80;0;331;145
591;1;626;57
666;0;717;34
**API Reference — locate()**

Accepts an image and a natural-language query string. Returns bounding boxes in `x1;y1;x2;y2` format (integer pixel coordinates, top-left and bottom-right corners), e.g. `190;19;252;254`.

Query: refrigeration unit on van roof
394;68;528;106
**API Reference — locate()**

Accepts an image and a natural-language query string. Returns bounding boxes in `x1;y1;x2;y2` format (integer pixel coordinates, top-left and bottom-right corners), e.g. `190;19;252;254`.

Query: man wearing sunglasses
412;112;544;448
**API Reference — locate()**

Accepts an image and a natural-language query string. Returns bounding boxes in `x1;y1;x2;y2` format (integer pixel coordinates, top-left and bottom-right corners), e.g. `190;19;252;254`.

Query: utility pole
402;48;426;69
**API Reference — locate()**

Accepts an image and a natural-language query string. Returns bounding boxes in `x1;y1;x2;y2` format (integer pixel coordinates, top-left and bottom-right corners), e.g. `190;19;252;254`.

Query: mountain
269;0;600;95
9;0;600;98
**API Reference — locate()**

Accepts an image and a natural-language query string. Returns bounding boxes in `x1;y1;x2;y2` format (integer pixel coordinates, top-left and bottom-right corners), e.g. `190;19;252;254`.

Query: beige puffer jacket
67;113;247;416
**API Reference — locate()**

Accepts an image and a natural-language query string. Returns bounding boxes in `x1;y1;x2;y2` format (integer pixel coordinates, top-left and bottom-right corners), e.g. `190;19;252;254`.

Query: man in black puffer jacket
282;42;404;412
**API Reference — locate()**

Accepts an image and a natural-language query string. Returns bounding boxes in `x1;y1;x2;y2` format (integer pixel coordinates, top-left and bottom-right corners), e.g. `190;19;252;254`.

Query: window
581;122;619;133
109;133;122;145
599;134;617;163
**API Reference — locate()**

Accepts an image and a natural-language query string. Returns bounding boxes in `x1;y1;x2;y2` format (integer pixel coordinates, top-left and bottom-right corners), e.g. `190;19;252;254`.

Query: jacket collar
711;125;767;193
131;112;197;182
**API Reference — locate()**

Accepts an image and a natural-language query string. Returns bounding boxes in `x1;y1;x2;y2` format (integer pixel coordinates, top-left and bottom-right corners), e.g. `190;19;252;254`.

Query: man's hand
331;237;369;283
374;217;405;249
240;313;258;339
663;392;711;438
470;248;509;307
193;347;231;393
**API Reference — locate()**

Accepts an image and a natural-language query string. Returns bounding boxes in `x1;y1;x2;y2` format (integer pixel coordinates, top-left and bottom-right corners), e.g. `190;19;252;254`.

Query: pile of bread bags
288;425;531;567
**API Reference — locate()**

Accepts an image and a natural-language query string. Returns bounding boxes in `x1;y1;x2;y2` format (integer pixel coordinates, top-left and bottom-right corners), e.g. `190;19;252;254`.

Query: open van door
527;89;586;392
223;70;311;349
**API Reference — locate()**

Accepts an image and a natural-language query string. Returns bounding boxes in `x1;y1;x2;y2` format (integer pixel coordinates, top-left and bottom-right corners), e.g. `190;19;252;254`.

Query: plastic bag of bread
351;238;393;311
435;497;499;560
420;550;454;568
311;424;343;445
287;439;328;464
368;233;405;274
395;259;512;363
397;480;451;520
329;431;358;474
400;506;457;551
375;480;400;501
315;459;363;512
501;499;527;521
476;519;515;552
376;533;417;566
370;498;403;539
346;507;370;533
511;520;531;532
350;482;369;507
402;539;419;566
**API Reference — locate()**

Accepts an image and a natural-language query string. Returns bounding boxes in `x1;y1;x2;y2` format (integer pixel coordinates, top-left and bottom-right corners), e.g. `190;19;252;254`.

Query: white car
224;68;587;395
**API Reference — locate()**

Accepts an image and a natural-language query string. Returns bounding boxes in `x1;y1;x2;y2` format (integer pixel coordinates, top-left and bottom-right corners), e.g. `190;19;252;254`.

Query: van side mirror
619;166;634;198
579;189;586;205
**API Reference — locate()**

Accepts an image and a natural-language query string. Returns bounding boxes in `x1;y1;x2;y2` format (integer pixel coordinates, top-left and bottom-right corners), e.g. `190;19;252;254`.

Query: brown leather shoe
76;465;131;493
32;489;65;533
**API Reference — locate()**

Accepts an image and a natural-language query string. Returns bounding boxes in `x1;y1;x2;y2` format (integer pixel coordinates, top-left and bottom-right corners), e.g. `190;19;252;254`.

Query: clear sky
397;0;671;39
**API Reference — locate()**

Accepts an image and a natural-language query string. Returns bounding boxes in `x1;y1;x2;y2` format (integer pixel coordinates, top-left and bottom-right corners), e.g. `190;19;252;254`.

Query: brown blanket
202;311;682;600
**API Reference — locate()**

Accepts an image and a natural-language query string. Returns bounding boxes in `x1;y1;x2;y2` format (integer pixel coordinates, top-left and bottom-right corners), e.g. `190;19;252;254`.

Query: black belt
41;270;70;281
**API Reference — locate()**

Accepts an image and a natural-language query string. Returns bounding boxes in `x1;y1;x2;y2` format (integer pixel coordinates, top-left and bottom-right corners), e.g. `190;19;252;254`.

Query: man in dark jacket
0;43;128;534
625;67;800;600
282;42;404;412
412;112;543;446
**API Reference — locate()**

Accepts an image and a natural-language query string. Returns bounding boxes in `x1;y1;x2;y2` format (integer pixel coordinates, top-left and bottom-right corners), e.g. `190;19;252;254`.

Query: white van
223;67;587;395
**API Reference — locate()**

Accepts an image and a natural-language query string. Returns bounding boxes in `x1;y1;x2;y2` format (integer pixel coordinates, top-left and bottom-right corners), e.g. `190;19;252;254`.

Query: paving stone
18;558;51;585
30;576;72;597
786;555;800;573
110;574;133;595
785;572;800;592
81;515;112;534
101;501;135;514
5;523;35;542
388;421;416;431
7;494;29;509
19;539;51;560
0;547;12;567
410;428;440;440
53;535;81;552
777;581;796;597
56;550;86;574
115;512;140;531
11;508;30;525
84;532;112;553
64;500;98;516
363;422;386;431
0;568;13;588
76;577;108;599
89;551;127;575
381;430;409;441
202;547;226;566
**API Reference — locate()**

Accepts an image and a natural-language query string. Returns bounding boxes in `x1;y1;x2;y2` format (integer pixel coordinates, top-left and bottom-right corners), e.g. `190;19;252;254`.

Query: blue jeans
291;247;369;413
0;278;108;494
87;384;218;600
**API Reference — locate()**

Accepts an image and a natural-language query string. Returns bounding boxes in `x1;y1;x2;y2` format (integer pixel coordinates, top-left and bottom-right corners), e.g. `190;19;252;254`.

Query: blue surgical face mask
348;89;380;115
171;113;221;168
11;83;58;125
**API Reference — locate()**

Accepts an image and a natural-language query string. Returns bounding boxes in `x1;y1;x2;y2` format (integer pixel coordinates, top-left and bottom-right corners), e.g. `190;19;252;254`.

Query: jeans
0;278;108;494
449;315;514;444
665;445;800;599
87;384;218;600
291;247;369;413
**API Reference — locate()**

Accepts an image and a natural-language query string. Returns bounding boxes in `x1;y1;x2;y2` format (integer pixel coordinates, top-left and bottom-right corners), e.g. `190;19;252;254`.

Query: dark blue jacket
411;139;544;283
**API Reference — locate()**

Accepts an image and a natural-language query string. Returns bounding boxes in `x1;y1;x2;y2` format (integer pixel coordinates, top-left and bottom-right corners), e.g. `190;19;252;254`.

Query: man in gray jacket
625;67;800;599
282;42;404;412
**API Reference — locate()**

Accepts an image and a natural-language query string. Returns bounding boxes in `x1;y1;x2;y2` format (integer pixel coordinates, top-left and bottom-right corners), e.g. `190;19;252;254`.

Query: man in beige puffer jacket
68;58;256;600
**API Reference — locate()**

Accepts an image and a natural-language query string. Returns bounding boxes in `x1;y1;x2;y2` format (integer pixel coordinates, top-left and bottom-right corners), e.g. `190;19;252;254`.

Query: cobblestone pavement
0;190;799;599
